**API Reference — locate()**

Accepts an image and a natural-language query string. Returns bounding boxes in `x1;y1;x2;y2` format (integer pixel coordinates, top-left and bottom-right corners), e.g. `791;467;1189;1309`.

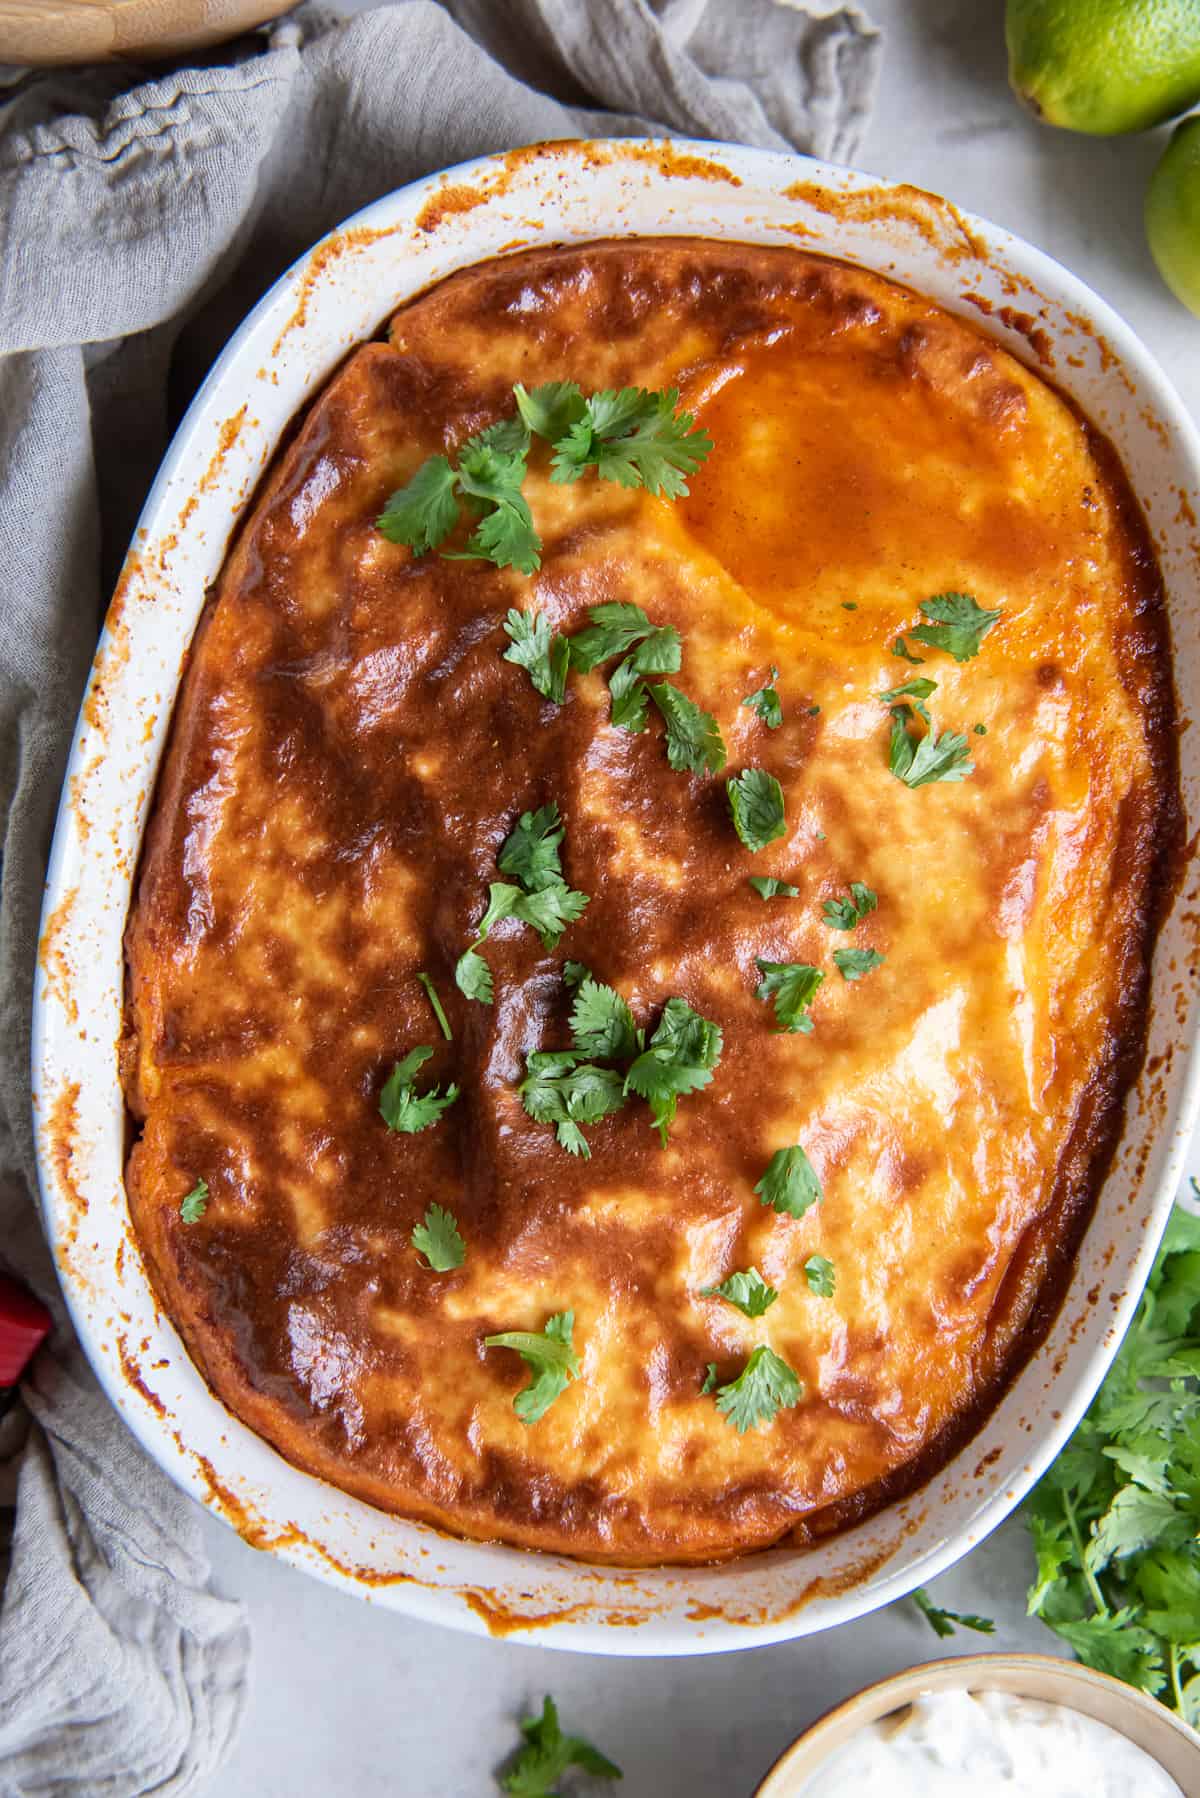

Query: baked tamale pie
122;240;1179;1564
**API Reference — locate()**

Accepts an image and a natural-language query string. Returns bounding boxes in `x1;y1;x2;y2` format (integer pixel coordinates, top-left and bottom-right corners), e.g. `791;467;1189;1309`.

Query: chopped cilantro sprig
501;1694;621;1795
710;1345;803;1434
1021;1198;1200;1720
485;1310;581;1425
379;1046;460;1134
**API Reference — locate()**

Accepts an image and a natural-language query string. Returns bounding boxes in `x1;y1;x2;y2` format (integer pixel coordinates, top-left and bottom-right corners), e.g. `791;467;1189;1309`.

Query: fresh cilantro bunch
501;1695;621;1795
377;380;712;577
456;805;589;1004
1024;1200;1200;1720
485;1311;581;1425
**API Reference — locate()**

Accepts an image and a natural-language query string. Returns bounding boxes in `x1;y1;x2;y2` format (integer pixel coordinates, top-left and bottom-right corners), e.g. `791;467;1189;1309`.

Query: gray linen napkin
0;4;880;1790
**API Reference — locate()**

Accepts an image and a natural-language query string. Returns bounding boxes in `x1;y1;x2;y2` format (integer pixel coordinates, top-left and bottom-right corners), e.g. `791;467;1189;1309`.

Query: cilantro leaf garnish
805;1254;836;1297
742;666;782;729
378;422;540;574
648;682;727;776
700;1267;778;1318
515;882;590;950
569;977;640;1063
749;876;800;901
416;971;452;1040
411;1202;465;1272
485;1310;581;1424
519;1053;626;1158
888;707;974;788
513;380;587;443
711;1345;803;1434
726;768;787;853
498;803;566;892
891;636;925;665
833;946;885;982
754;959;824;1034
755;1144;822;1218
822;882;877;930
501;1694;622;1796
563;960;591;989
878;677;936;723
624;997;723;1145
567;602;681;676
550;387;713;498
912;1588;996;1640
502;608;570;704
379;1046;460;1134
180;1179;208;1224
1019;1199;1200;1717
908;591;1002;663
376;456;461;553
608;657;650;732
454;948;494;1004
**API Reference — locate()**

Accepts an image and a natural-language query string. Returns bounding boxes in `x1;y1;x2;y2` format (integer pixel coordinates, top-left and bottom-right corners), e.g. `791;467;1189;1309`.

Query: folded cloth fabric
0;4;880;1791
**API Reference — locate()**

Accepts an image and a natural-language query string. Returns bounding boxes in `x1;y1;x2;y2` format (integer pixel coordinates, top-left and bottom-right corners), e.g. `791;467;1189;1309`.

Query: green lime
1006;0;1200;135
1147;114;1200;316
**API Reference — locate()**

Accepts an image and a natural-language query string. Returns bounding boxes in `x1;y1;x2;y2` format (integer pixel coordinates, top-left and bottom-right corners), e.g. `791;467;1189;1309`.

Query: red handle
0;1271;53;1388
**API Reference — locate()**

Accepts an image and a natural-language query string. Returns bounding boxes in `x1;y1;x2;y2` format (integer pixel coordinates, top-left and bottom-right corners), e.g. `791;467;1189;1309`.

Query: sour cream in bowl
756;1656;1200;1798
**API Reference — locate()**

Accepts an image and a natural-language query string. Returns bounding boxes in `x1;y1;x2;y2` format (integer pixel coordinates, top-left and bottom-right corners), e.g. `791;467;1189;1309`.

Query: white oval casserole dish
31;139;1200;1655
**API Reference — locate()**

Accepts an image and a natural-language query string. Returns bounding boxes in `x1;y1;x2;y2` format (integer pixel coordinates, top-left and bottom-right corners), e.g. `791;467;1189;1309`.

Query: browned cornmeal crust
123;240;1179;1565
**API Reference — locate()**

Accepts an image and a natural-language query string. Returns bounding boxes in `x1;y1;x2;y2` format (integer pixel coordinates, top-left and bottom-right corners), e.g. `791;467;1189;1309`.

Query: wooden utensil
0;0;294;66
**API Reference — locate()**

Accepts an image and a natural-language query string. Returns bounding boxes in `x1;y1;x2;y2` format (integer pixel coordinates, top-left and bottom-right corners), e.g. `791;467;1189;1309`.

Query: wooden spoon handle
0;0;294;65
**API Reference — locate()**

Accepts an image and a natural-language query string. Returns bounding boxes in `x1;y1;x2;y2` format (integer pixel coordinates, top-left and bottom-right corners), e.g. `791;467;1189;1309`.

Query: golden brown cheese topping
123;240;1178;1564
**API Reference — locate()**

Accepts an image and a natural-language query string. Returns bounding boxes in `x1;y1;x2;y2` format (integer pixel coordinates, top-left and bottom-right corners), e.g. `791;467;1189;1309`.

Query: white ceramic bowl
32;139;1200;1655
755;1654;1200;1793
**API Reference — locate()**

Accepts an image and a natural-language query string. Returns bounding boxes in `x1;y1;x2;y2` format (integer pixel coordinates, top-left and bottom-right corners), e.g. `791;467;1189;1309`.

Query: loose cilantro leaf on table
503;608;570;704
624;996;723;1145
908;591;1002;663
711;1345;803;1434
180;1179;208;1224
888;706;974;788
755;959;824;1034
822;882;877;931
834;947;885;982
1021;1198;1200;1719
749;876;800;901
411;1202;465;1272
379;1046;460;1134
727;768;786;853
648;681;727;776
501;1694;622;1796
700;1267;779;1319
912;1588;995;1640
569;977;640;1063
804;1254;836;1297
755;1144;823;1219
742;666;783;729
485;1310;581;1425
550;387;713;497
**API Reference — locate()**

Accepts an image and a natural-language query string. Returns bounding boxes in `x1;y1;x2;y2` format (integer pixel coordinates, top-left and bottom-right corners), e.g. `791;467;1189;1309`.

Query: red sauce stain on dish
995;306;1055;369
783;178;988;262
271;226;402;355
38;885;78;1025
460;1590;604;1637
48;1080;84;1248
116;1331;167;1418
416;183;489;234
